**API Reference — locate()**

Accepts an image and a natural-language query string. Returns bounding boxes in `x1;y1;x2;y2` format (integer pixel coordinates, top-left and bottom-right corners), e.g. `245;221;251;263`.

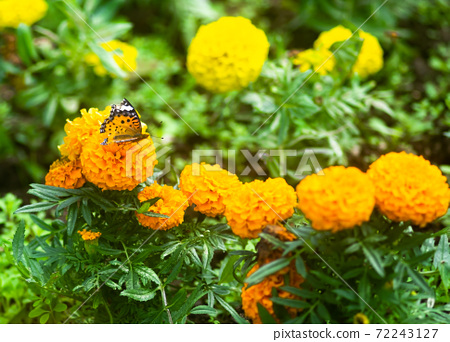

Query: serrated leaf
66;204;78;236
215;295;248;324
142;211;169;218
271;297;310;309
246;258;290;286
362;246;385;277
257;303;277;324
134;265;161;285
13;220;25;262
295;257;307;278
120;288;157;302
406;266;431;294
14;202;56;214
190;305;217;316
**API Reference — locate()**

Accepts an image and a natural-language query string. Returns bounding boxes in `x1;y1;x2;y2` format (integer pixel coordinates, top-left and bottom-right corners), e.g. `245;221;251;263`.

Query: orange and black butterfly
100;98;149;145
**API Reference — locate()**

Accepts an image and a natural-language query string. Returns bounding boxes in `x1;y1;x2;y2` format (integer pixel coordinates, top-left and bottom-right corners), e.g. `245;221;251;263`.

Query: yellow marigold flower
80;134;157;191
313;25;383;77
353;313;370;324
58;106;111;161
293;48;335;75
179;163;242;217
45;158;86;189
85;40;138;77
187;16;269;93
241;263;304;324
78;229;101;241
0;0;48;28
367;152;450;227
136;183;189;230
224;178;297;238
297;166;375;232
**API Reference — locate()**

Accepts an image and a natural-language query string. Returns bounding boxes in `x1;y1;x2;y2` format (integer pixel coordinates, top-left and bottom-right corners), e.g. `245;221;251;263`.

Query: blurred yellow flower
0;0;48;28
187;16;269;93
78;229;101;241
367;152;450;227
136;183;189;230
85;40;138;77
297;166;375;232
179;163;242;217
241;263;304;324
45;158;85;189
80;134;157;191
293;48;335;75
59;106;111;161
224;178;297;238
353;313;370;324
300;25;383;77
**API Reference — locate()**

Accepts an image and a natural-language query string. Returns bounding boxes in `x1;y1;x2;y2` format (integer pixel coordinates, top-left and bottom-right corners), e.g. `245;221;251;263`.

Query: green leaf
134;265;161;285
142;211;169;218
190;305;217;316
271;297;310;309
16;23;38;66
53;303;67;312
434;235;450;290
66;204;78;236
40;313;50;324
81;199;92;226
257;303;277;324
43;96;58;126
13;220;25;262
406;266;431;294
215;295;248;324
279;286;318;299
246;258;290;286
14;202;56;214
295;257;307;278
137;197;161;213
362;246;385;277
30;215;54;232
219;255;240;284
29;307;48;318
120;288;156;302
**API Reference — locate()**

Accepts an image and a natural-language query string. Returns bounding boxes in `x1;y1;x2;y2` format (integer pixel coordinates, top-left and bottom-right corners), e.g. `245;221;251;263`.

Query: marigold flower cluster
241;263;304;324
47;105;157;191
0;0;48;28
136;183;189;230
187;16;269;93
78;229;102;241
179;163;241;217
45;158;86;189
297;166;375;232
224;178;297;238
294;25;383;77
85;40;138;77
367;152;450;227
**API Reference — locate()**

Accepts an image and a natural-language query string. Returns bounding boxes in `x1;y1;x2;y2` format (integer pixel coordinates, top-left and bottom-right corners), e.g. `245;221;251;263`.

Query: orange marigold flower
80;134;157;191
58;106;111;161
367;152;450;227
224;178;297;239
179;163;242;217
136;183;189;230
78;229;101;241
241;263;304;324
297;166;375;232
45;158;86;189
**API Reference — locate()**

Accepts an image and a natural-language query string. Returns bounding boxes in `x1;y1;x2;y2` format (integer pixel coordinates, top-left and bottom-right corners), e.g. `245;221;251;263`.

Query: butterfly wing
100;98;147;145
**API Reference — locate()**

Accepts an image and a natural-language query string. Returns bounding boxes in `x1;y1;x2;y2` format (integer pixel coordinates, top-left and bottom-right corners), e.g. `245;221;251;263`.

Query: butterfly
100;98;149;145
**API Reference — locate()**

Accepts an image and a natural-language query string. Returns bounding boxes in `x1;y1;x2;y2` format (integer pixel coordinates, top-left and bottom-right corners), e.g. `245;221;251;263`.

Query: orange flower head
179;163;242;217
241;263;304;324
45;158;86;189
59;106;111;161
224;178;297;239
80;134;157;191
297;166;375;232
367;151;450;226
78;229;101;241
136;183;189;230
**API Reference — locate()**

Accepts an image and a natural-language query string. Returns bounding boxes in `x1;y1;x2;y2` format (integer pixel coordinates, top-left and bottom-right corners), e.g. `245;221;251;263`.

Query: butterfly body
100;98;149;145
